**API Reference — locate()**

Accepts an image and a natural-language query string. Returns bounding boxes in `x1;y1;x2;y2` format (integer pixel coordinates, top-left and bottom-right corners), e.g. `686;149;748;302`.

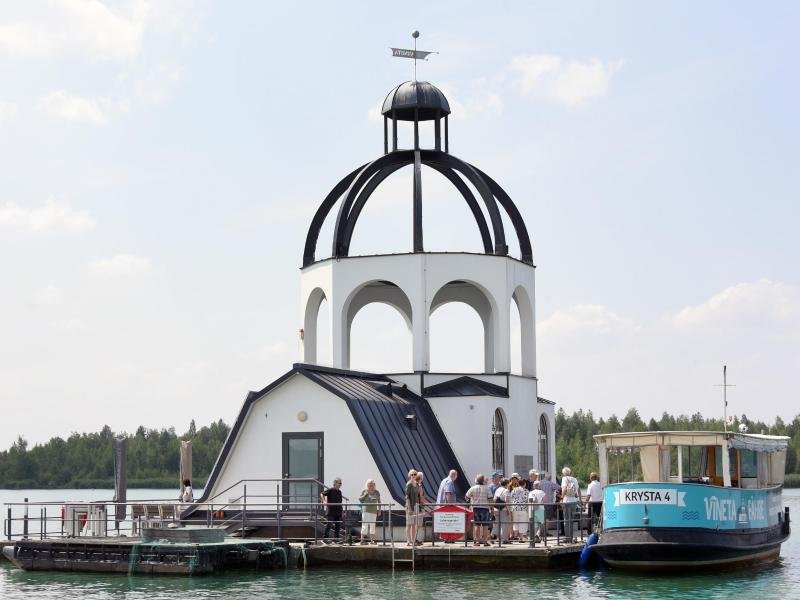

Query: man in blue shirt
489;471;503;495
436;469;458;504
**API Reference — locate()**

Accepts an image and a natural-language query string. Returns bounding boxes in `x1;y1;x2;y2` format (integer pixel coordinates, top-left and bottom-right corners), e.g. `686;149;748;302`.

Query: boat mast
715;365;735;434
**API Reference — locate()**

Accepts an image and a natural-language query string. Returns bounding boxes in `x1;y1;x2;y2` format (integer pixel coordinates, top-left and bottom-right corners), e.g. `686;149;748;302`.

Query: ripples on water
1;491;798;600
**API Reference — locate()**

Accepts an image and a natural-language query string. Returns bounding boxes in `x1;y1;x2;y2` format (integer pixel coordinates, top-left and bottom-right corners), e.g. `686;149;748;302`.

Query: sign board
434;510;465;533
432;504;471;541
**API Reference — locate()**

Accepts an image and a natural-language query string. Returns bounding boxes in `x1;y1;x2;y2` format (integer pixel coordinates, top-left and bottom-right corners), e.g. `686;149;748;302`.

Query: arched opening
510;297;521;375
303;288;328;365
429;303;484;372
341;280;412;370
492;408;506;475
538;414;549;473
349;303;413;373
429;280;497;373
512;286;535;377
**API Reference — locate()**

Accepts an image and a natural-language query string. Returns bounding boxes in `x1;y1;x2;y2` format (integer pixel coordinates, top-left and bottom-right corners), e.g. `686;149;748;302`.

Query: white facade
208;373;390;507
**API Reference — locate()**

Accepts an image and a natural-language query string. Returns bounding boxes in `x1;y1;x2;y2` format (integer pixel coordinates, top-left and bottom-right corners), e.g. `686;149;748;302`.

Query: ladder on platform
391;507;416;572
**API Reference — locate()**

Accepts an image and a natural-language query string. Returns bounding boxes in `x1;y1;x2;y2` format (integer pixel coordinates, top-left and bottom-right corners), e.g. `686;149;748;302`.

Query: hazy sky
1;1;798;448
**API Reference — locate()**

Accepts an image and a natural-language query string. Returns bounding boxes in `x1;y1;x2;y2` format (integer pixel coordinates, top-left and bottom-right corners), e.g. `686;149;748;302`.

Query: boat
591;430;791;570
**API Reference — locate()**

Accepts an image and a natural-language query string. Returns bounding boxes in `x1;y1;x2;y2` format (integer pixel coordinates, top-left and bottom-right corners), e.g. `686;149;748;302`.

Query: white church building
197;80;556;509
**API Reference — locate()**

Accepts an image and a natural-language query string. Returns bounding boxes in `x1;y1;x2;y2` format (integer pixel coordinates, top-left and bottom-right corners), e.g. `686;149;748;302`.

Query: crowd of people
318;467;604;545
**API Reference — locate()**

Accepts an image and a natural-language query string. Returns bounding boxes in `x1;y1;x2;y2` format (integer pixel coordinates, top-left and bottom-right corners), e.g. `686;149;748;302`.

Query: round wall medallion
297;411;308;422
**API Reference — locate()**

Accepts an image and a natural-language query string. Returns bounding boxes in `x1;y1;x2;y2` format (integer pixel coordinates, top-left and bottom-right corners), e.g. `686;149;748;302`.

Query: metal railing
3;490;601;548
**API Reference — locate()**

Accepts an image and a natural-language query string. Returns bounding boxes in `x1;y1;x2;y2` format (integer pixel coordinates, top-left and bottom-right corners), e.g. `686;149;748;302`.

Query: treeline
0;420;230;489
556;408;800;486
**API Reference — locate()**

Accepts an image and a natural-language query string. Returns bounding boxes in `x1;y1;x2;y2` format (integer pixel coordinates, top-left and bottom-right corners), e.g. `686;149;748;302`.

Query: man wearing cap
488;471;503;496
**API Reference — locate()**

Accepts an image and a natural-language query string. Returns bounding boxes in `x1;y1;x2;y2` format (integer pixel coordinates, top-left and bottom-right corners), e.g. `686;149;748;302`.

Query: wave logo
704;496;737;522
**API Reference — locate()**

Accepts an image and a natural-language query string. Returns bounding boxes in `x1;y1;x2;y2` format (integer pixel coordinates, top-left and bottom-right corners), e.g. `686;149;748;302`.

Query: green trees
554;409;800;485
0;420;230;489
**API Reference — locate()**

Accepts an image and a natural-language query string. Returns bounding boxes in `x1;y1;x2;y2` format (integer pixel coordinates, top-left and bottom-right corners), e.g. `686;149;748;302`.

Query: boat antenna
714;365;736;434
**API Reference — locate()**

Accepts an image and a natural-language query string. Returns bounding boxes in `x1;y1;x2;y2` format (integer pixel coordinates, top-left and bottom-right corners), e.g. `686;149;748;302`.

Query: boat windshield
593;431;789;488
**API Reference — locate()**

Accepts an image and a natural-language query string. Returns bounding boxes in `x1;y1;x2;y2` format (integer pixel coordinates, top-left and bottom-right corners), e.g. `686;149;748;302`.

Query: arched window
492;409;505;474
538;414;549;472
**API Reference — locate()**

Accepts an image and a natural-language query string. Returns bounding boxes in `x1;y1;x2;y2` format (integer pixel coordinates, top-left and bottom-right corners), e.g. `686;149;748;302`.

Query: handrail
204;477;326;504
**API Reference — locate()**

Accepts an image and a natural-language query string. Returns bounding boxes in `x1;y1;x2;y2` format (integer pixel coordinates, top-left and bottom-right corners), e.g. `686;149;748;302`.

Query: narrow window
538;414;549;472
492;409;505;474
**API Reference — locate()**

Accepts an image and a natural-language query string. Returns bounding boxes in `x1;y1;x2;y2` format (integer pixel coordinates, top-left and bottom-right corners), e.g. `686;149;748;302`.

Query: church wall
208;374;393;508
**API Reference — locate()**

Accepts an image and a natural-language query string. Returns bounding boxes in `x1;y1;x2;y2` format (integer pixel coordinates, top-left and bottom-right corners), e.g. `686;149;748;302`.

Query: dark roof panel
424;375;508;398
382;81;451;121
301;366;469;503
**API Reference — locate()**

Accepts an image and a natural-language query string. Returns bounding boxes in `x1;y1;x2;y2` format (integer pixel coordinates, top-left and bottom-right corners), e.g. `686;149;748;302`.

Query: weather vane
390;30;437;82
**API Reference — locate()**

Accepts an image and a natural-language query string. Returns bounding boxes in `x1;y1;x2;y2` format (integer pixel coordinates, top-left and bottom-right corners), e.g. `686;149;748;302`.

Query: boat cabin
594;431;789;489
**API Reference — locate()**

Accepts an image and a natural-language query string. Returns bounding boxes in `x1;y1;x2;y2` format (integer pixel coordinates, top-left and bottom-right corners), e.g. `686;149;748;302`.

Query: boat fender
578;532;599;569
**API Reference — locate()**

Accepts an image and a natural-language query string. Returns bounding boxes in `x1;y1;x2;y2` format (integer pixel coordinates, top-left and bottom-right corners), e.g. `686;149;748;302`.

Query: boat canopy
593;431;789;453
593;431;789;488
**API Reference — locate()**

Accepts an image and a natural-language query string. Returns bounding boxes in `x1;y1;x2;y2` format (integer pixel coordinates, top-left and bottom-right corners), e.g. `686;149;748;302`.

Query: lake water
1;488;798;599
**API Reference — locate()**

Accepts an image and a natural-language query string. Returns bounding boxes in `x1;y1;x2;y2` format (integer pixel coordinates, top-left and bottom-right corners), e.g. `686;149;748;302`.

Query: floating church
198;81;556;507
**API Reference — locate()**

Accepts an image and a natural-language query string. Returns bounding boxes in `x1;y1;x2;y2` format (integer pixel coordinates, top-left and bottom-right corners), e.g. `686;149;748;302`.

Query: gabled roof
198;364;468;505
423;375;508;398
537;396;555;405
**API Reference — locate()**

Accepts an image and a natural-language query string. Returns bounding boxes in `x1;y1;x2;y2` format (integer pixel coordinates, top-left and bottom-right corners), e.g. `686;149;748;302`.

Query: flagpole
723;365;728;434
412;30;419;83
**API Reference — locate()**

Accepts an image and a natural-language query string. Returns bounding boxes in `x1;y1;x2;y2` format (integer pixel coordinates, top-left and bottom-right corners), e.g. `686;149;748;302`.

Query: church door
282;432;324;510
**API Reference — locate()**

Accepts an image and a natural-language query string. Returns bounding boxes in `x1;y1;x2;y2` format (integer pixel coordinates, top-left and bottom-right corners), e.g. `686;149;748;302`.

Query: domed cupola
302;81;533;267
300;80;537;377
381;81;451;121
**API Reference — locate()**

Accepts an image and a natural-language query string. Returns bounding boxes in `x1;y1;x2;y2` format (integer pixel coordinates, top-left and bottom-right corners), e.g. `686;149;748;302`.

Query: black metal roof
382;81;451;121
195;364;468;506
300;364;468;503
537;396;556;405
424;375;508;398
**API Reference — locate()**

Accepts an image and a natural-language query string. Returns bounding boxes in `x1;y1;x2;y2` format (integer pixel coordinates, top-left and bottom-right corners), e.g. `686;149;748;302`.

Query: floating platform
295;540;585;570
2;531;288;576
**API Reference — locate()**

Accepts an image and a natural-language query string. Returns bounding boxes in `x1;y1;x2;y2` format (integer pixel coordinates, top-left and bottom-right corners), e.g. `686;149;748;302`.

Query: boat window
740;449;758;478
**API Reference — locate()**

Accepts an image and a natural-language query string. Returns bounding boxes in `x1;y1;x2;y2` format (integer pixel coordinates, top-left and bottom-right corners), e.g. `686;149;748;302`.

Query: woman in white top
586;471;603;527
528;480;546;542
560;467;582;543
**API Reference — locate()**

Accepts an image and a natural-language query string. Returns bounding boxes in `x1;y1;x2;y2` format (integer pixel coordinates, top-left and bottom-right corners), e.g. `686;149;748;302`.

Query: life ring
61;505;65;524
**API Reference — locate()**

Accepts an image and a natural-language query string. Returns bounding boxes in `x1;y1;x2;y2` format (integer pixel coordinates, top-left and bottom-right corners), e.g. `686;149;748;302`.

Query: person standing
524;469;538;492
586;472;603;528
404;469;421;546
560;467;582;543
510;475;531;541
493;477;510;542
539;471;559;534
436;470;458;504
528;480;546;542
180;479;194;503
358;479;381;544
466;473;494;547
321;478;344;543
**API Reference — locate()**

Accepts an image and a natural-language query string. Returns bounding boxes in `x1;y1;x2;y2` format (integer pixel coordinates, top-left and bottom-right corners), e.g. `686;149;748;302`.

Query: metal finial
412;30;419;38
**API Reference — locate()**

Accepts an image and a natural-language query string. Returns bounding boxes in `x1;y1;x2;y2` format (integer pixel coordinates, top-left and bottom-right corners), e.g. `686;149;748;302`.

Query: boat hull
593;525;787;570
596;482;790;571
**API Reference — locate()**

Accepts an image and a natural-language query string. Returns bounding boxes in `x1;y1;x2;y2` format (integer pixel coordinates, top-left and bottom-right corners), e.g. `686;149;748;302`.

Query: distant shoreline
0;478;207;491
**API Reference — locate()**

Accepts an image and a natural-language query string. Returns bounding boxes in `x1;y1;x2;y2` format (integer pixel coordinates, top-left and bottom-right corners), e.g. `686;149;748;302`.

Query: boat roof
593;431;790;453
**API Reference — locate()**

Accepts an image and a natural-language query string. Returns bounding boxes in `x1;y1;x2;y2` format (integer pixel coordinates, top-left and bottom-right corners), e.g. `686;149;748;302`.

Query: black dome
381;81;451;121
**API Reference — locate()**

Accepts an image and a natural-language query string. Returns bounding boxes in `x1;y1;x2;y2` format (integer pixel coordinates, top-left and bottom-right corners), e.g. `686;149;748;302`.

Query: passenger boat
591;430;791;570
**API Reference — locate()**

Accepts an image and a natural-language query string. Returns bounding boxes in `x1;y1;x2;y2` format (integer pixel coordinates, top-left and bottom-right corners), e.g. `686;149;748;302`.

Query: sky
0;1;798;448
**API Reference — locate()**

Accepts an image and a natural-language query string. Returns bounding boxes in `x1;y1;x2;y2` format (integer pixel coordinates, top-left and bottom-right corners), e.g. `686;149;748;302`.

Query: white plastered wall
208;373;395;507
300;253;536;376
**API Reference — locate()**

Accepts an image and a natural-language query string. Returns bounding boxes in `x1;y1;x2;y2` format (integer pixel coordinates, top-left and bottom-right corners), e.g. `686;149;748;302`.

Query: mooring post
276;483;281;541
23;498;29;539
242;484;247;533
40;507;44;539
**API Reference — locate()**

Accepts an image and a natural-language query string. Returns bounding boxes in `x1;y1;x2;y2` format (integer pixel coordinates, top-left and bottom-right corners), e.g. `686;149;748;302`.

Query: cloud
0;199;96;232
672;279;800;330
89;254;151;276
31;285;64;308
509;54;623;107
0;101;18;124
36;90;108;125
0;0;145;61
538;304;638;336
